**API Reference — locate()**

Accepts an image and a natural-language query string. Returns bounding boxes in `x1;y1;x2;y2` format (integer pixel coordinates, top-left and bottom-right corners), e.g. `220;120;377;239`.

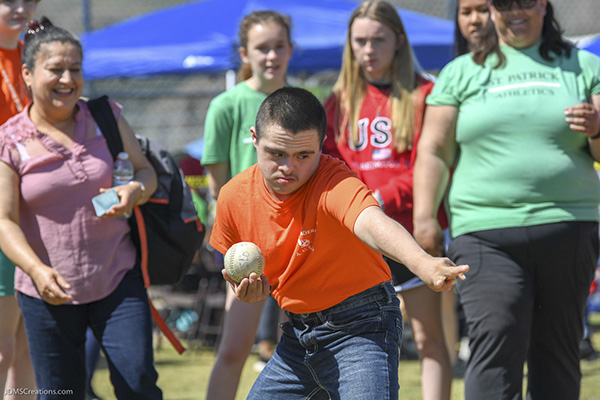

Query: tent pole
81;0;91;32
226;70;236;90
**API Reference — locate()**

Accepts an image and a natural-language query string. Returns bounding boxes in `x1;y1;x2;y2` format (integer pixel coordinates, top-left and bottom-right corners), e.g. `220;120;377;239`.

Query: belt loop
383;281;394;303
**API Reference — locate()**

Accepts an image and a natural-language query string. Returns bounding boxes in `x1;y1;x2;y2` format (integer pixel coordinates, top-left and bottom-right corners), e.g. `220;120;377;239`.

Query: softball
224;242;265;283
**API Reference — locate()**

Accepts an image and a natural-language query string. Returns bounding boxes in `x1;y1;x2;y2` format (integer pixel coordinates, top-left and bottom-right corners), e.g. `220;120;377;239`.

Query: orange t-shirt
210;154;392;313
0;43;28;125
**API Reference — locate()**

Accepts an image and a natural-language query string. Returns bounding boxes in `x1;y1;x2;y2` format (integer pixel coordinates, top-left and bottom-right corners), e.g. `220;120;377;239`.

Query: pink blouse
0;99;137;304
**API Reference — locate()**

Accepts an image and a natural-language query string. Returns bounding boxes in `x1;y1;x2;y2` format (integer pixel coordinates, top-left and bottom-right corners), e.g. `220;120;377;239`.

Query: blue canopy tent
80;0;455;81
583;35;600;57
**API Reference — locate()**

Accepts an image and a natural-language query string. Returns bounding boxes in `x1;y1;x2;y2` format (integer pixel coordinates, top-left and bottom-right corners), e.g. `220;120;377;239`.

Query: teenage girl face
0;0;37;35
350;17;401;85
457;0;490;45
240;21;293;85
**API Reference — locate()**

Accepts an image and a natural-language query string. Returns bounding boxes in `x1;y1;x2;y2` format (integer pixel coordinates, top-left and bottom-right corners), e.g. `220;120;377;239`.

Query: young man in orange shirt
210;87;468;400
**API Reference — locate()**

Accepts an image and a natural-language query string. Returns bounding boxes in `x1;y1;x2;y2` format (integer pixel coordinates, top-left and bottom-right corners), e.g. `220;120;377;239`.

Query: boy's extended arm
354;206;468;292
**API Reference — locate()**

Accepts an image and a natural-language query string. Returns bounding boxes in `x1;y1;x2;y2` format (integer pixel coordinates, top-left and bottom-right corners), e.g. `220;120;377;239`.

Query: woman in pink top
0;19;161;399
0;1;38;399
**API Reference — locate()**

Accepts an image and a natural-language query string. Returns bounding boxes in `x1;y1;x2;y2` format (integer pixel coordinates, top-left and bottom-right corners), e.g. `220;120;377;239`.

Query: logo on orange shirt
296;228;316;256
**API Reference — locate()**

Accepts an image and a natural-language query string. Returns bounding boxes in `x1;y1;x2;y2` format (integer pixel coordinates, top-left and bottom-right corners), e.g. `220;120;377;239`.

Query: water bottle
112;152;134;186
112;152;134;218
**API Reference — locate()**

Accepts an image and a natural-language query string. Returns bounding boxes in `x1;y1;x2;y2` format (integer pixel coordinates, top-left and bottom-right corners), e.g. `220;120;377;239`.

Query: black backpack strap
88;96;187;354
87;95;123;160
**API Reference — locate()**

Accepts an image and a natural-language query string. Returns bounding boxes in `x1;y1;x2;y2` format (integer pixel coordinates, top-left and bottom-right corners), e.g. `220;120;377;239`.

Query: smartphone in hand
91;189;120;217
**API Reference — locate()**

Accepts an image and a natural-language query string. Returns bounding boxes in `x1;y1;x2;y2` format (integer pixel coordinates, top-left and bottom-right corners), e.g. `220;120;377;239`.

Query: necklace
367;84;391;117
0;51;23;112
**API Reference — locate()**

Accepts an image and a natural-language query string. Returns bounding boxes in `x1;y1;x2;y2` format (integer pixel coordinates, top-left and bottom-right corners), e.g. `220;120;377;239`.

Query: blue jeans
85;327;101;393
18;265;162;400
247;281;402;400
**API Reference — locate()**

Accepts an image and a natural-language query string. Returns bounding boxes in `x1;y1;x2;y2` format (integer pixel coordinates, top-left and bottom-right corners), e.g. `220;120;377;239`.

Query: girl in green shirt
202;11;293;400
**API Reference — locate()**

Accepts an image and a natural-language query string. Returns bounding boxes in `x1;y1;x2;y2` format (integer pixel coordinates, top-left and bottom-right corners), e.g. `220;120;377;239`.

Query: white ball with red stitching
224;242;265;283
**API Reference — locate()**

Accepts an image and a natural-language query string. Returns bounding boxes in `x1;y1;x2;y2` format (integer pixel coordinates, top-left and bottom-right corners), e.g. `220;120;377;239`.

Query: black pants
448;221;598;400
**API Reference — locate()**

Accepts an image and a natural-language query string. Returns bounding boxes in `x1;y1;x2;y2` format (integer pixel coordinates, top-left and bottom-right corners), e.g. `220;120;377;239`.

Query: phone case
91;188;120;217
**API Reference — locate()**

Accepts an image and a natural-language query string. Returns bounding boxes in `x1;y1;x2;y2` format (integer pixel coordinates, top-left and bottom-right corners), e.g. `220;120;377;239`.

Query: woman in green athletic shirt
414;1;600;399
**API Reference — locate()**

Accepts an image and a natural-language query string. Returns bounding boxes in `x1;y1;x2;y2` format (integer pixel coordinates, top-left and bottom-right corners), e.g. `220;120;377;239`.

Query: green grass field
91;313;600;399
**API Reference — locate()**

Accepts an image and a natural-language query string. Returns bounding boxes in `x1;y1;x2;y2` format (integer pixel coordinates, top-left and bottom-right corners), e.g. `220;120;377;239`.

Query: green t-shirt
201;81;267;176
192;190;208;225
427;44;600;237
0;250;15;296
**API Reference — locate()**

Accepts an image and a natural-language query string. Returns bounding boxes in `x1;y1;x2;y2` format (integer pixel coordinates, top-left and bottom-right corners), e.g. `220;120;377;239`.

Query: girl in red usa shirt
323;2;452;399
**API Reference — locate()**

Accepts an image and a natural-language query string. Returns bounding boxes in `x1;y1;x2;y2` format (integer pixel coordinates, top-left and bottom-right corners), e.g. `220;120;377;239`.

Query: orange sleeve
209;198;240;256
209;178;244;255
321;172;379;233
0;45;28;124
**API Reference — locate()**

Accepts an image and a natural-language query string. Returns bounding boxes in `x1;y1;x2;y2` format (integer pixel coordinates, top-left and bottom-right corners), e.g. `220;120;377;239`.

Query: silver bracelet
129;180;146;198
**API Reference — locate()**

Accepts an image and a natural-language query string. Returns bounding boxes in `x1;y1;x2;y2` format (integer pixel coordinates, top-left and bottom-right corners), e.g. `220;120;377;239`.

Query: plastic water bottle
112;152;134;218
112;152;134;186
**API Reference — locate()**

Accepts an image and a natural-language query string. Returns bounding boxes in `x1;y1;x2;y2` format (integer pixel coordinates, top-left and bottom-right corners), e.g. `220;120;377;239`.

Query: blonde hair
237;11;292;82
332;0;419;153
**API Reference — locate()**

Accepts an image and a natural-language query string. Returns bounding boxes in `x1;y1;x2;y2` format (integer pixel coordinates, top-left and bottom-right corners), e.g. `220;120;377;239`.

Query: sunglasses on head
492;0;537;11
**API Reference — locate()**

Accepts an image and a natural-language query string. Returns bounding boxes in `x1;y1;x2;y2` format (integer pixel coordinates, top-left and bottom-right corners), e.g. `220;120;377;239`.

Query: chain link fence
36;0;600;152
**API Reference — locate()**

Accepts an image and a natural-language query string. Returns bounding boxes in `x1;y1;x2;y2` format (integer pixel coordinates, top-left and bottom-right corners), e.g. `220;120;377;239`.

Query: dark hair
255;87;326;147
479;1;572;68
452;2;504;66
237;10;292;82
538;1;572;60
471;23;504;66
453;6;471;57
22;17;83;72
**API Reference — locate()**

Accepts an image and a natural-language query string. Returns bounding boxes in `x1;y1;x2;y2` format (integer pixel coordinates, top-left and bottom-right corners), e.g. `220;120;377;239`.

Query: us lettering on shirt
350;116;393;152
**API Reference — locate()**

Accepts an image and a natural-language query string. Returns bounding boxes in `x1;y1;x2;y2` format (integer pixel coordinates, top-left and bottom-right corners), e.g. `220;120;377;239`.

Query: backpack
88;95;205;353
